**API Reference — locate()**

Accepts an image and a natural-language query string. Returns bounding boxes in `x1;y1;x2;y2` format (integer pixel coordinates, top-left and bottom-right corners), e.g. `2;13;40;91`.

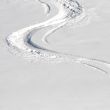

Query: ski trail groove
6;0;110;74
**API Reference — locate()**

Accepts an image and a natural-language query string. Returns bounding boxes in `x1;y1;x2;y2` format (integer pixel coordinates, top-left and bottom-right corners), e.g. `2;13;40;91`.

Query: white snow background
0;0;110;110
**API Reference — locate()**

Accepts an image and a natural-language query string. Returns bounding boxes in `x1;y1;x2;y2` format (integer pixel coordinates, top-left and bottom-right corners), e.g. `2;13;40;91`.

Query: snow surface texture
1;0;110;110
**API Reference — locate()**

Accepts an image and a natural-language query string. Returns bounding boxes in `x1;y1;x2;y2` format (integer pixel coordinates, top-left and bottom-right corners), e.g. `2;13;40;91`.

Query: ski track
6;0;110;74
